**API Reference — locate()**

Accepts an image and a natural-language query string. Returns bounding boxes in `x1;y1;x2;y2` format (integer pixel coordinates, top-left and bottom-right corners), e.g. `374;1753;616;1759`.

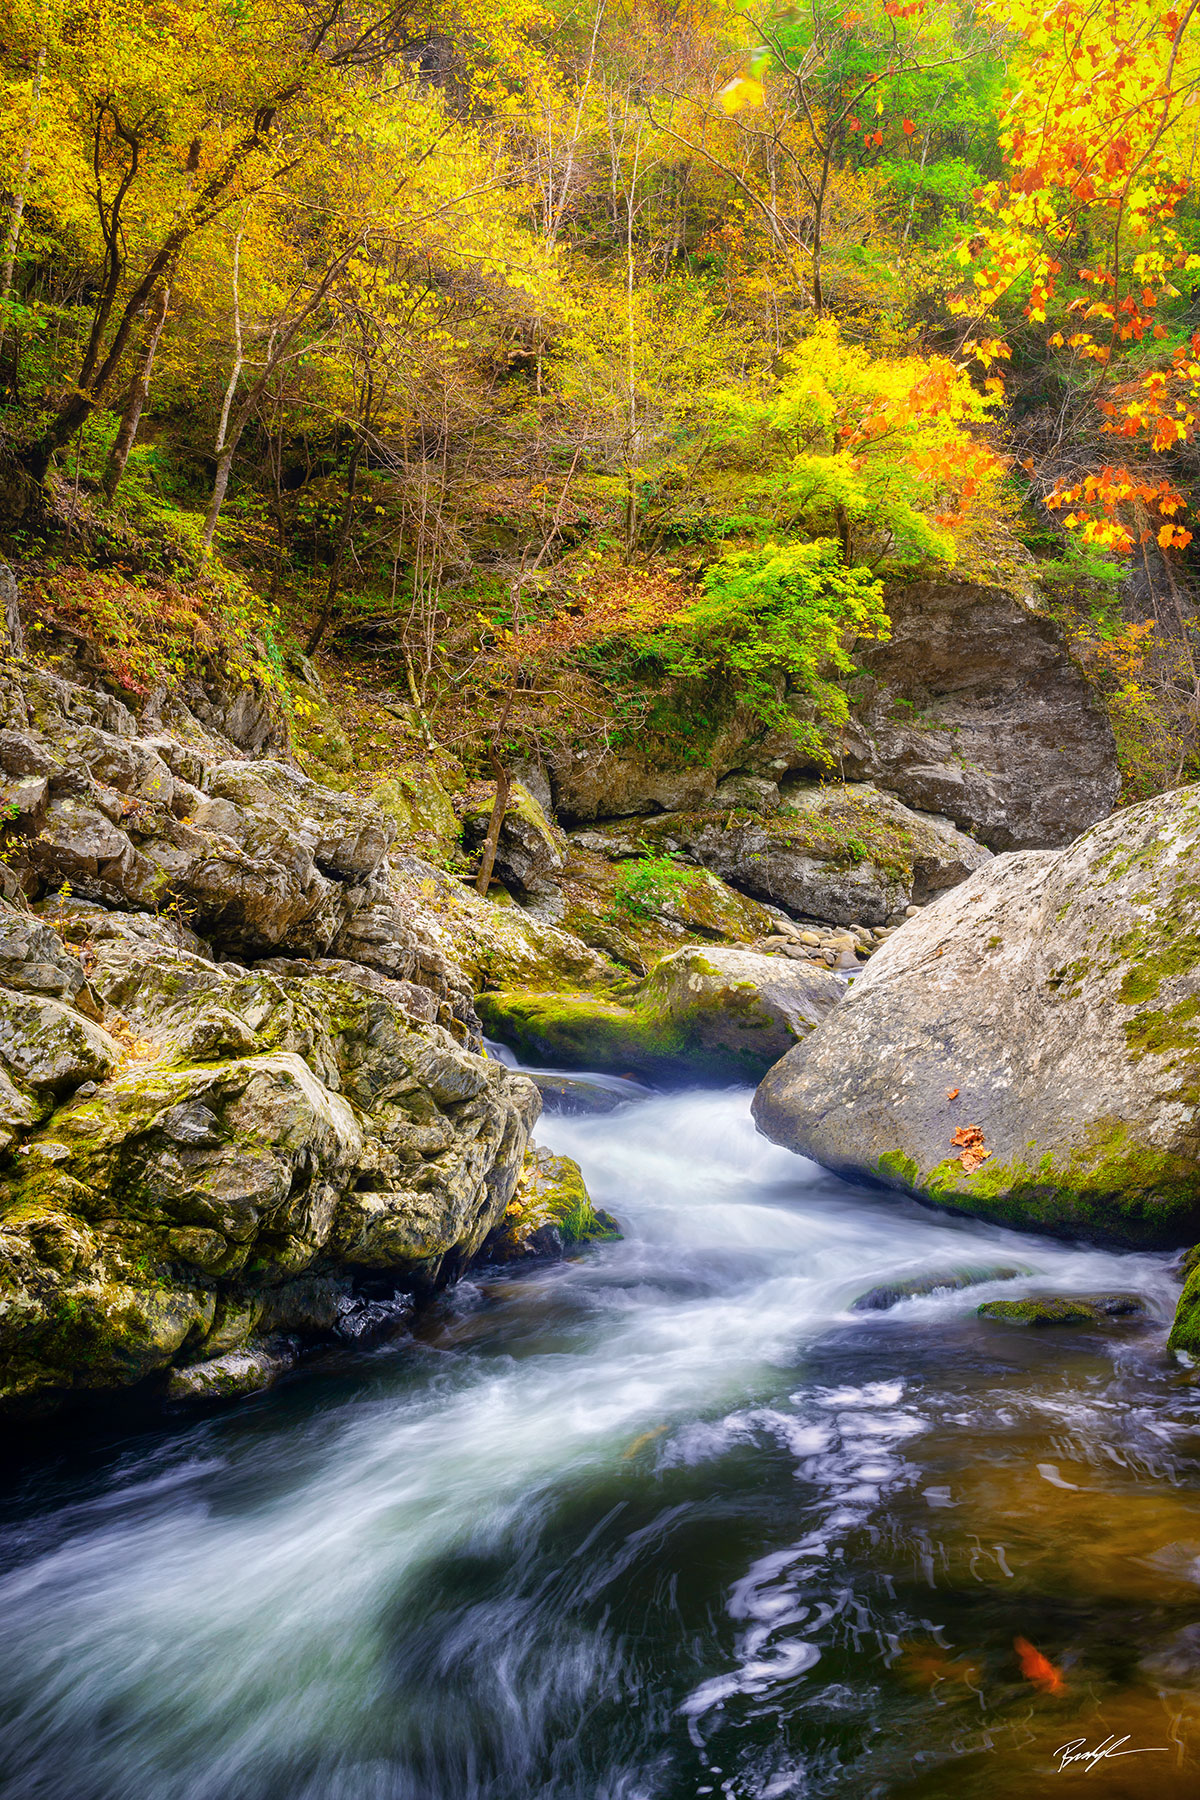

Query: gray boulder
841;578;1120;849
631;783;990;926
459;779;566;894
753;788;1200;1248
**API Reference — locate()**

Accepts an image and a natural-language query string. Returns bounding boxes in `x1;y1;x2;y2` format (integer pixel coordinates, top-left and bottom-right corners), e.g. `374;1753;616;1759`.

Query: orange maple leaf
1014;1637;1064;1695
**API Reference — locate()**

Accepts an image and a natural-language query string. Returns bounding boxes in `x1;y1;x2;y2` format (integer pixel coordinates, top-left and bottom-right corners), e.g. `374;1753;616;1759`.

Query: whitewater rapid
0;1083;1183;1800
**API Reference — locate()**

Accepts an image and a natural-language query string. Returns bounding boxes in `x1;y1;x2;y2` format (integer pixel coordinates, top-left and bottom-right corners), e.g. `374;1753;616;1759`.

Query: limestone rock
480;944;845;1084
753;788;1200;1248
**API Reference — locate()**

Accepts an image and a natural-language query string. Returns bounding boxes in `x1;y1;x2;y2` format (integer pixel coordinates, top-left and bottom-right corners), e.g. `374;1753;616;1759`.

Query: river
1;1077;1199;1798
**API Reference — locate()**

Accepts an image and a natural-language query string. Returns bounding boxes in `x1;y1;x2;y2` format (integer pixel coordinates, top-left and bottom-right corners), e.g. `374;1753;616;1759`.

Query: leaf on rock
950;1123;991;1172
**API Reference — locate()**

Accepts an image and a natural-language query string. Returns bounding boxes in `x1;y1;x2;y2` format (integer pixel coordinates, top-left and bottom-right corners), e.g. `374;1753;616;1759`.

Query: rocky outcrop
840;578;1120;849
543;579;1120;854
459;780;567;895
580;783;990;928
753;788;1200;1249
0;649;552;1413
480;945;844;1084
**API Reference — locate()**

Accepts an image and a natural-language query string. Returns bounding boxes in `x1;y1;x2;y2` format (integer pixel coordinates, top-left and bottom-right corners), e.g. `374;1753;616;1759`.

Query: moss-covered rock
0;656;554;1411
978;1294;1146;1326
623;782;990;927
1169;1264;1200;1357
479;944;844;1084
850;1264;1028;1311
550;844;777;974
753;787;1200;1248
483;1143;620;1261
459;779;566;894
389;859;620;993
370;762;463;866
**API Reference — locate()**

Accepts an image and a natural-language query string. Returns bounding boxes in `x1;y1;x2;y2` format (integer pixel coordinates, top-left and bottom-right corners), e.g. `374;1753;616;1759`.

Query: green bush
653;538;888;762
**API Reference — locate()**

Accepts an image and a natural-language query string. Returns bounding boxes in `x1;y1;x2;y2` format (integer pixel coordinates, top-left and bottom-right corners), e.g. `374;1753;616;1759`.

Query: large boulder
753;788;1200;1249
479;944;844;1084
841;578;1120;849
596;783;991;927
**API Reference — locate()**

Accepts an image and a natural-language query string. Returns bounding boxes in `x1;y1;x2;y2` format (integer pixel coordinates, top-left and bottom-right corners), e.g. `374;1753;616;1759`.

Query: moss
979;1294;1144;1326
477;971;796;1085
371;764;462;864
1112;921;1200;1005
876;1149;920;1189
913;1120;1200;1248
1122;994;1200;1059
1169;1264;1200;1356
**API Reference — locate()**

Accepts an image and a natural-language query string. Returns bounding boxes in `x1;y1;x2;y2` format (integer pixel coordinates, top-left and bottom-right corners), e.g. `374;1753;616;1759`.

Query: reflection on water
0;1085;1197;1798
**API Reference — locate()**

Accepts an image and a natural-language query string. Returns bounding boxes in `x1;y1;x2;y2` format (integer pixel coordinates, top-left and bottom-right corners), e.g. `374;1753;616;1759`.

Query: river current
2;1076;1200;1798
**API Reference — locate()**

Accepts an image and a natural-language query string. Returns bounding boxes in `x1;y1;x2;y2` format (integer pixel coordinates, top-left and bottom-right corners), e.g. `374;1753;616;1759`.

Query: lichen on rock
752;787;1200;1249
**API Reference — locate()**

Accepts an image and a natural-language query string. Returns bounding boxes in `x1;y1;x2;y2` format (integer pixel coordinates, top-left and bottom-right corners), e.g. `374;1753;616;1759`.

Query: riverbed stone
978;1294;1146;1326
753;788;1200;1248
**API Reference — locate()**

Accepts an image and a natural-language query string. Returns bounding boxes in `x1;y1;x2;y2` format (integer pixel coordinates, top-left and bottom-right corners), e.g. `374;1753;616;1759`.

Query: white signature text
1055;1735;1170;1774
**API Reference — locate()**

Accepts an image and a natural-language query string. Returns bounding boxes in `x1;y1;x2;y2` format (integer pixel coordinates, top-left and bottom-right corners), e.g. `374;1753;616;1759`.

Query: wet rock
753;788;1200;1249
851;1265;1028;1311
1169;1262;1200;1359
482;1144;619;1261
528;1071;650;1116
480;944;844;1085
166;1341;298;1401
978;1294;1146;1326
334;1291;414;1346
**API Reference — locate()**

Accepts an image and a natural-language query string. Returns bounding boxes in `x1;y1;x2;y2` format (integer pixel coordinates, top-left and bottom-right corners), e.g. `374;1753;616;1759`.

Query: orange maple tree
954;0;1200;552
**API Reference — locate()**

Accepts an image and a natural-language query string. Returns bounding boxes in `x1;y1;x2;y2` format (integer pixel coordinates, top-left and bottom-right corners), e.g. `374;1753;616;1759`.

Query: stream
2;1076;1200;1798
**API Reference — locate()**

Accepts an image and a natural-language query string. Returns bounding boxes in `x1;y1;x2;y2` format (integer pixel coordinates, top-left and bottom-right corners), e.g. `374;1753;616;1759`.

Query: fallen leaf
950;1123;991;1173
622;1426;668;1459
1014;1635;1064;1694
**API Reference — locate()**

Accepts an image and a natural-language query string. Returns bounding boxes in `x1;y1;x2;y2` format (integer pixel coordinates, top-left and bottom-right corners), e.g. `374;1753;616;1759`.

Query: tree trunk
0;41;46;311
203;446;236;551
306;403;367;655
474;751;511;896
102;280;169;499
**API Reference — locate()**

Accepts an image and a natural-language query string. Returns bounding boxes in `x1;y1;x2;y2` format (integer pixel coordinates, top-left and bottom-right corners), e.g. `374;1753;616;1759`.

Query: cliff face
0;633;539;1414
541;578;1121;851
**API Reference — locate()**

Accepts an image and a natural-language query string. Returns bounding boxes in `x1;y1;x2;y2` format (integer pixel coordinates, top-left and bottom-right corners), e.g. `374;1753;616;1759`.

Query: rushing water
3;1078;1200;1799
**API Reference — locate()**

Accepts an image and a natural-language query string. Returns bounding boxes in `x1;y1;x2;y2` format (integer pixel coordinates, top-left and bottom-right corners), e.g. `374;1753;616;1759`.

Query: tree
954;0;1200;553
